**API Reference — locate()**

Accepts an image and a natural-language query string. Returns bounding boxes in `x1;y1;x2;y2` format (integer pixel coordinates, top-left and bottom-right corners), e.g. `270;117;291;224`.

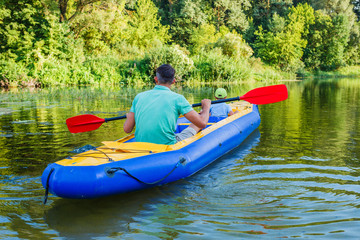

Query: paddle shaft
104;115;127;122
191;97;240;107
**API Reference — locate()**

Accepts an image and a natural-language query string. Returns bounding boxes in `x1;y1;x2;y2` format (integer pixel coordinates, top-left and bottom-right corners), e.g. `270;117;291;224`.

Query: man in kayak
123;64;211;145
210;88;235;117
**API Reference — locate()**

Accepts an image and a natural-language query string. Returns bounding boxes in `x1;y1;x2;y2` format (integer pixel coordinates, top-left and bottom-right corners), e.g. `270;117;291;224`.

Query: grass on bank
298;65;360;79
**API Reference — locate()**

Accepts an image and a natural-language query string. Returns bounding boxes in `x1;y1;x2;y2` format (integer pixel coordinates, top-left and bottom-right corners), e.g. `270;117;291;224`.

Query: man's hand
201;99;211;112
184;99;211;131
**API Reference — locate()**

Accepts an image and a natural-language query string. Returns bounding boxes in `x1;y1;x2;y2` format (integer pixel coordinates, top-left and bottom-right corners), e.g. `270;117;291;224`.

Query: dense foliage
0;0;359;87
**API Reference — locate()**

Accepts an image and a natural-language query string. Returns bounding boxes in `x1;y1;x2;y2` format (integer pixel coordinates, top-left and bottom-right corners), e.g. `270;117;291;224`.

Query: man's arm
184;99;211;131
123;112;135;133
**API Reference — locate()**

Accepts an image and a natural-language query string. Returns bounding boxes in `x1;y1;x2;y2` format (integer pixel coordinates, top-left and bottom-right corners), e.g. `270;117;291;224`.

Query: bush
0;59;32;87
140;44;194;81
112;41;144;61
191;48;252;82
33;54;126;86
212;33;253;60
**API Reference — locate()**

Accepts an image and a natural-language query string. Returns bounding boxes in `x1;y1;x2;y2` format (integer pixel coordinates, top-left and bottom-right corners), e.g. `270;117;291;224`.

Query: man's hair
156;64;175;84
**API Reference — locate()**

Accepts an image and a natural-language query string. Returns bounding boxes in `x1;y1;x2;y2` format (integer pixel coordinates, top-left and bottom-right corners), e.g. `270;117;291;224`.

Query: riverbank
1;52;358;89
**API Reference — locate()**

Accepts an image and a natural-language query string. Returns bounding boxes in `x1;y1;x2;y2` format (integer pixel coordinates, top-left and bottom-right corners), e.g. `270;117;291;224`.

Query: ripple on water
38;122;54;126
125;149;360;239
0;175;44;202
11;120;36;124
25;132;54;136
0;108;16;116
0;134;14;138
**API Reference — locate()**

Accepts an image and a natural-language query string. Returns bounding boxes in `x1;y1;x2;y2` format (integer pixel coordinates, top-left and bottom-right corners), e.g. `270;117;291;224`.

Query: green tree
345;21;360;65
287;2;315;36
56;0;103;23
254;3;314;71
302;0;358;64
160;0;211;47
0;0;80;62
189;24;229;54
0;0;49;60
156;0;251;47
125;0;170;49
304;11;351;70
211;0;251;32
69;0;128;53
248;0;293;30
0;0;85;86
325;14;351;69
302;10;332;70
244;0;293;45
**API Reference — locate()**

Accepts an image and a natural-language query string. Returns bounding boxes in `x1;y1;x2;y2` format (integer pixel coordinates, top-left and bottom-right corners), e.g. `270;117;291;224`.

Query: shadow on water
44;188;165;239
44;130;261;239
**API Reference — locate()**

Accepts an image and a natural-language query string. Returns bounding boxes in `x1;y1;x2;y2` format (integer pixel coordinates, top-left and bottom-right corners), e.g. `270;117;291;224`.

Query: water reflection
45;189;160;239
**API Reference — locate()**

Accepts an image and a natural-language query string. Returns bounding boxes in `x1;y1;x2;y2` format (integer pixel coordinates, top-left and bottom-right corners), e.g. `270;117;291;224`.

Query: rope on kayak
71;147;154;162
74;148;115;162
43;168;55;205
110;149;155;153
94;148;113;161
106;158;186;185
77;149;153;157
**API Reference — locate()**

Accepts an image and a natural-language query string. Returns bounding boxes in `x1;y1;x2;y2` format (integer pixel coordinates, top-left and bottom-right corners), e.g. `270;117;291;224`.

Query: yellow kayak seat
102;141;169;153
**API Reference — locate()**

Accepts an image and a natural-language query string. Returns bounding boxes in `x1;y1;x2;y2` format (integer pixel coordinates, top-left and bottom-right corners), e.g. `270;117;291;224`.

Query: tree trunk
59;0;68;22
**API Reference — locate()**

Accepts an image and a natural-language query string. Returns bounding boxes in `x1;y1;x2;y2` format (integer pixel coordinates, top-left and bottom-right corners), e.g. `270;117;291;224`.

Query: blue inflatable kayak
42;102;260;200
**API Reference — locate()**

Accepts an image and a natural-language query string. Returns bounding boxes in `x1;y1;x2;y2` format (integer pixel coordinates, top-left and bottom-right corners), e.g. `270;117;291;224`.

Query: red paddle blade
66;114;105;133
240;84;288;105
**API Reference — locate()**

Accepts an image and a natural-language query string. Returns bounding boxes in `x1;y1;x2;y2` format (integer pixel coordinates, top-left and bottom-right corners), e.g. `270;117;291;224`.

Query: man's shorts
175;127;197;142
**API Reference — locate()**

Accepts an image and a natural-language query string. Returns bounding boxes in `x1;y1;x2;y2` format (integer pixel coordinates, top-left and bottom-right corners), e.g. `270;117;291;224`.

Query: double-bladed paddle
66;84;288;133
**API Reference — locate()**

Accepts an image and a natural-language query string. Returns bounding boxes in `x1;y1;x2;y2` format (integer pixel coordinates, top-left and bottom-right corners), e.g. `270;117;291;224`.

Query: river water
0;78;359;239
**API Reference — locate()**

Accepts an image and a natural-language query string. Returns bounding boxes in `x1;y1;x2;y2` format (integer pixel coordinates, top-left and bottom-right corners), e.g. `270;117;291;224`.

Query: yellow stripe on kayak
102;141;168;153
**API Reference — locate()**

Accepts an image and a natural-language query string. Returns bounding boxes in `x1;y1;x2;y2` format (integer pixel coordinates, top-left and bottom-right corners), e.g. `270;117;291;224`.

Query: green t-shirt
130;85;193;145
